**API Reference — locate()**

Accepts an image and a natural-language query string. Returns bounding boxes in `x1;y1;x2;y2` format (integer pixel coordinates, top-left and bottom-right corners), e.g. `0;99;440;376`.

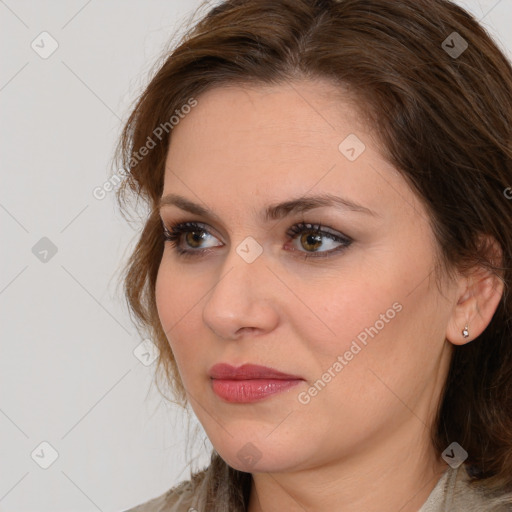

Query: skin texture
155;79;503;512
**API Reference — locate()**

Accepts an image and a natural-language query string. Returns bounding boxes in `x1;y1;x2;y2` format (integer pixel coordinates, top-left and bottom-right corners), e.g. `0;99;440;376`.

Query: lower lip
211;378;302;403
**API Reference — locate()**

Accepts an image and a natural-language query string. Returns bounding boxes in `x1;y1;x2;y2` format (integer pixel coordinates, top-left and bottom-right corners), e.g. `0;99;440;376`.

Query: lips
208;363;302;380
209;363;304;403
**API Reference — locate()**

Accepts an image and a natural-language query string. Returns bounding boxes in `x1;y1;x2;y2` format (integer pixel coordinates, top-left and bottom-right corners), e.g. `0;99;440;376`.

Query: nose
202;243;280;340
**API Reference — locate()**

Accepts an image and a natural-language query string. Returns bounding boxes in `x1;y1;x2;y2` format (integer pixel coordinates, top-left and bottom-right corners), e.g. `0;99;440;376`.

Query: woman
117;0;512;510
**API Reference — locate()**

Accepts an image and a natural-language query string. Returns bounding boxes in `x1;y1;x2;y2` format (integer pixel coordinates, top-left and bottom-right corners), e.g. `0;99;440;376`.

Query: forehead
161;80;416;227
169;79;365;147
165;80;370;177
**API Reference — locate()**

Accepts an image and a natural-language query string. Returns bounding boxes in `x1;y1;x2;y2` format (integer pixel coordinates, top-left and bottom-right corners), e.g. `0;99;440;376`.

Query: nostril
236;327;258;336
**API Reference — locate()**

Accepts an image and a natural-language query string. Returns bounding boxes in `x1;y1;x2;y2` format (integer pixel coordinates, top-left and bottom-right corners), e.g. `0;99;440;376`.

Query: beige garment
418;464;512;511
123;462;512;512
123;471;208;512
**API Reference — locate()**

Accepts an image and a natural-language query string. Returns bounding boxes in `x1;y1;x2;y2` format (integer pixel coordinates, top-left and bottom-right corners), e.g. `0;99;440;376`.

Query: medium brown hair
114;0;512;505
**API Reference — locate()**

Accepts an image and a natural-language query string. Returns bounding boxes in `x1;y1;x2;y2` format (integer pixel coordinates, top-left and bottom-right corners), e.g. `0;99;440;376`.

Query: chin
214;439;305;474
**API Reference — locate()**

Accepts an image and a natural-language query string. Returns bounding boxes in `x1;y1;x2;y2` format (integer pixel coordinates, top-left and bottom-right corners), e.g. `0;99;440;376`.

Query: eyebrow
158;193;378;222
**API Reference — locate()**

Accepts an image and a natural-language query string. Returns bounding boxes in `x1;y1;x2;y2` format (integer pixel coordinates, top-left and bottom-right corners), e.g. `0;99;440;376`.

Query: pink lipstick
209;363;303;403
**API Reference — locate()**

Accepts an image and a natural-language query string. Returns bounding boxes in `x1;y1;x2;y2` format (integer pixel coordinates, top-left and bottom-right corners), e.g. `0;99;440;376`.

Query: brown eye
286;222;353;258
184;229;208;248
299;232;324;252
162;221;222;258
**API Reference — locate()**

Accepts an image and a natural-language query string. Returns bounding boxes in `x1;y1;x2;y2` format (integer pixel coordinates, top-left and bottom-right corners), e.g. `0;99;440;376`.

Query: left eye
162;221;352;259
285;222;352;256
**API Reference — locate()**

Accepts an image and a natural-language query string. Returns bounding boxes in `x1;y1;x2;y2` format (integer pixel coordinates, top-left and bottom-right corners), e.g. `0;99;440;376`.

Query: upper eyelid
169;221;223;240
163;220;351;243
163;221;223;247
163;221;353;261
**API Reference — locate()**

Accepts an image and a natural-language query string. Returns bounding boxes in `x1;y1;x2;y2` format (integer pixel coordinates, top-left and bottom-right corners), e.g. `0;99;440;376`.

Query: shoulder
419;464;512;512
122;470;208;512
121;451;248;512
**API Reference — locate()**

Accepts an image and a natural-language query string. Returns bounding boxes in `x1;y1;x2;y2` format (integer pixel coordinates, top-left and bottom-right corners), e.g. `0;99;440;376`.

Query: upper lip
209;363;303;380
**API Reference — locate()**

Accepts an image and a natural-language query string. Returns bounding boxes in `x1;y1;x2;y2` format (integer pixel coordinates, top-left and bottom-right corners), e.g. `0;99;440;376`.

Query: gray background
1;1;511;511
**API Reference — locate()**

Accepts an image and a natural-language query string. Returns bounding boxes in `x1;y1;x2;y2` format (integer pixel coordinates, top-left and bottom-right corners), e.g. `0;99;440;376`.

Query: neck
247;420;448;512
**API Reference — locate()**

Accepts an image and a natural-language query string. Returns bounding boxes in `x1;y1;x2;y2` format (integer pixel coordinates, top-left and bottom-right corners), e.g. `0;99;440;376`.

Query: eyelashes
162;220;353;260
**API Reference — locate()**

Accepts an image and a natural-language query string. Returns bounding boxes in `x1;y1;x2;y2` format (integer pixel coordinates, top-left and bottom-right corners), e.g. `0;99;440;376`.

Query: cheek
302;276;398;358
296;284;421;421
155;259;199;329
302;269;432;389
155;263;175;331
154;262;207;378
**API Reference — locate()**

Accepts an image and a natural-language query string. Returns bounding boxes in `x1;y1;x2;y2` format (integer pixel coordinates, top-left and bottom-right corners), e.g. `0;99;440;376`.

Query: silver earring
462;324;469;338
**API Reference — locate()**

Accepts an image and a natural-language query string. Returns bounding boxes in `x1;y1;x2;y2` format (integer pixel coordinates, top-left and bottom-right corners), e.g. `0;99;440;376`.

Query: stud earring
462;324;469;338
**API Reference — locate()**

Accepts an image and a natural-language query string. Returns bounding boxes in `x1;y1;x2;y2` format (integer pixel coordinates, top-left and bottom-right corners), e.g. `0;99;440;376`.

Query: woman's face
155;80;456;473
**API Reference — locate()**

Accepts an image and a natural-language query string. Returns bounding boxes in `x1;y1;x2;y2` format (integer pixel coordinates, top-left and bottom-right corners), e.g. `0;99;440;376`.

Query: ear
446;236;504;346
